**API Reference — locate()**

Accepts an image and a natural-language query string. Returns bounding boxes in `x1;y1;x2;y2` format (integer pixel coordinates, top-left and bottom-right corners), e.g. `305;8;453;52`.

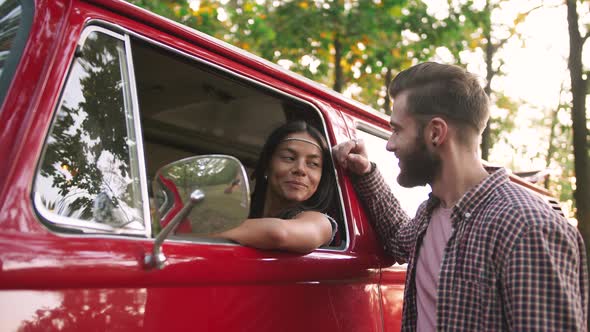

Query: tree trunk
566;2;590;328
544;102;559;189
333;35;343;93
480;0;494;161
545;82;566;189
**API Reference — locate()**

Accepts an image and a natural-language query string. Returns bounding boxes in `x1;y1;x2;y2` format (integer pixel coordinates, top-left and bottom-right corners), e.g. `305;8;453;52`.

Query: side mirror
144;155;250;269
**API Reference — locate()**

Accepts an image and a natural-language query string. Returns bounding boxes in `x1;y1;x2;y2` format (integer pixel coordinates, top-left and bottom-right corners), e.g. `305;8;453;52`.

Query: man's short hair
388;62;490;141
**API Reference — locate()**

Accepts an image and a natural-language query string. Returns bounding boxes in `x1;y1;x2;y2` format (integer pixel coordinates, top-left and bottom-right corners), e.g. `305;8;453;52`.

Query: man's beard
397;137;441;188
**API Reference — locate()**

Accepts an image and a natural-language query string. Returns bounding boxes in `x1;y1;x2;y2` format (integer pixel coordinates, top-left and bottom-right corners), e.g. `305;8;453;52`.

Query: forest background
127;0;590;285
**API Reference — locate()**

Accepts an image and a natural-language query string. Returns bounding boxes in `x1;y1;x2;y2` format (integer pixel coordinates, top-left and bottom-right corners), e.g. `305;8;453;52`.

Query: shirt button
464;212;471;219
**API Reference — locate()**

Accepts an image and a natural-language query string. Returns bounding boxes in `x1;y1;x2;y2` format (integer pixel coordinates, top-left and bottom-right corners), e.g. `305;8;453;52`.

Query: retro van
0;0;565;331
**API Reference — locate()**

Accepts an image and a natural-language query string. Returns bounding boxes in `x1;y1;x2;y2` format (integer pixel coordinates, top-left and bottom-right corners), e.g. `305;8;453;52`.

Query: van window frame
32;25;149;237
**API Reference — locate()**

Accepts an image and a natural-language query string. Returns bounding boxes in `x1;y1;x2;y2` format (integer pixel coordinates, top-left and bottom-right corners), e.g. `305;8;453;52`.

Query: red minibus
0;1;565;331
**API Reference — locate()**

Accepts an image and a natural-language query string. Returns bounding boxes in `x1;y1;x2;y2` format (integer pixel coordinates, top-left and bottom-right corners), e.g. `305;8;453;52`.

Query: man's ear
428;117;448;147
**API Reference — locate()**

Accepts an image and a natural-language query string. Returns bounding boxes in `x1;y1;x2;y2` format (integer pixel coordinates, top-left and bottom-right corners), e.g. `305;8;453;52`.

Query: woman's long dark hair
248;121;335;219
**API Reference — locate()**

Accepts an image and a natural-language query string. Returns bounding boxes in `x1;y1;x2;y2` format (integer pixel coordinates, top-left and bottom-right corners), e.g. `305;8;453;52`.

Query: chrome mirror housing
145;155;250;269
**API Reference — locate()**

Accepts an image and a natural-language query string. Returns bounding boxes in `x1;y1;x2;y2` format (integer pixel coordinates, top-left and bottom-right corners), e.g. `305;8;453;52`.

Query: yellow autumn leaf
514;12;527;25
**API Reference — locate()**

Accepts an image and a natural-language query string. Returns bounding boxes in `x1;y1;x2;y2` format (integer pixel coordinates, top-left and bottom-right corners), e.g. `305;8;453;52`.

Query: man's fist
332;139;372;176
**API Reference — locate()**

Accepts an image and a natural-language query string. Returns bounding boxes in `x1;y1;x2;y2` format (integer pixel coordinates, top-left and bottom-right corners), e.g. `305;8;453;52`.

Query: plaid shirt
353;165;589;331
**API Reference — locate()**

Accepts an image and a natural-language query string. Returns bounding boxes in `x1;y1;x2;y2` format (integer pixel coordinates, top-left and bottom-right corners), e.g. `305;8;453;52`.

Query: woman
215;121;337;253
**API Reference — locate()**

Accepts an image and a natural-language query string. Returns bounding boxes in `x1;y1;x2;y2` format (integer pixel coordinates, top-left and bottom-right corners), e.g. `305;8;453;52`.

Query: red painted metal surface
0;0;404;331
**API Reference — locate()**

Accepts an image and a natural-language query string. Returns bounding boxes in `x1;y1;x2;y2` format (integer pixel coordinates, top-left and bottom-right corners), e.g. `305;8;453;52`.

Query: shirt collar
424;167;509;225
452;167;509;224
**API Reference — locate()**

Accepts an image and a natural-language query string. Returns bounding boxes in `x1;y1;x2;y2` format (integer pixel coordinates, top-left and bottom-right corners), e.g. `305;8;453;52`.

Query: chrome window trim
330;158;350;250
77;25;125;46
32;26;148;237
157;190;169;215
33;193;146;235
123;32;152;238
77;26;124;45
355;120;391;141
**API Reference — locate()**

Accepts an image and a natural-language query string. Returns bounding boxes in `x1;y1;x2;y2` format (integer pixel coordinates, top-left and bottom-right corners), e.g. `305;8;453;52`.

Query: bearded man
333;62;588;331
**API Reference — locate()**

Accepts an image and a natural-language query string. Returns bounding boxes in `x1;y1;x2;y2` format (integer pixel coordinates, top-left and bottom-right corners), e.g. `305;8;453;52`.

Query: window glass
0;0;22;79
357;129;430;217
34;30;144;233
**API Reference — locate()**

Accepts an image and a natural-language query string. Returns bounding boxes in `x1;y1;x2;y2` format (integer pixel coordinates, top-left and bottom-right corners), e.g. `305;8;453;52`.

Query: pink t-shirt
416;206;453;332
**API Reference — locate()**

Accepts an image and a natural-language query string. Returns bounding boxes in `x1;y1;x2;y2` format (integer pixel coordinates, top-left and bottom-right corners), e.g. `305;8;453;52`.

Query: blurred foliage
127;0;473;113
546;107;576;215
457;0;545;160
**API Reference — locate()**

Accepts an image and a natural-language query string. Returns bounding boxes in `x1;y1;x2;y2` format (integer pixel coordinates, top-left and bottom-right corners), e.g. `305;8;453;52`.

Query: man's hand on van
332;139;372;176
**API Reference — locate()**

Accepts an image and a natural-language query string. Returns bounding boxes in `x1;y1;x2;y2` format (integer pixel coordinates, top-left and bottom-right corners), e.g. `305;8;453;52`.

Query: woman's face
266;132;323;208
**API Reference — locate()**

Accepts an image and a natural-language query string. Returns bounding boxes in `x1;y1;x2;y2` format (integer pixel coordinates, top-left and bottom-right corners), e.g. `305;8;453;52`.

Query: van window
34;28;146;234
357;125;429;217
33;24;345;248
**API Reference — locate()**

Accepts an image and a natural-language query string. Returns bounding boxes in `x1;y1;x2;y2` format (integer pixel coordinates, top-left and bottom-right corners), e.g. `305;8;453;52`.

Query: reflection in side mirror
144;155;250;269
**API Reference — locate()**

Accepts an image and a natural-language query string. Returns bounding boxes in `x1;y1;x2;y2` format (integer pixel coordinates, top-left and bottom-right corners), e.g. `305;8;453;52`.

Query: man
333;62;588;331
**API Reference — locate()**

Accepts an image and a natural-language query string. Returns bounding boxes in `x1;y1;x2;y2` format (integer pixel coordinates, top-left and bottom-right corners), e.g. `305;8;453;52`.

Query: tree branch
495;5;542;50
